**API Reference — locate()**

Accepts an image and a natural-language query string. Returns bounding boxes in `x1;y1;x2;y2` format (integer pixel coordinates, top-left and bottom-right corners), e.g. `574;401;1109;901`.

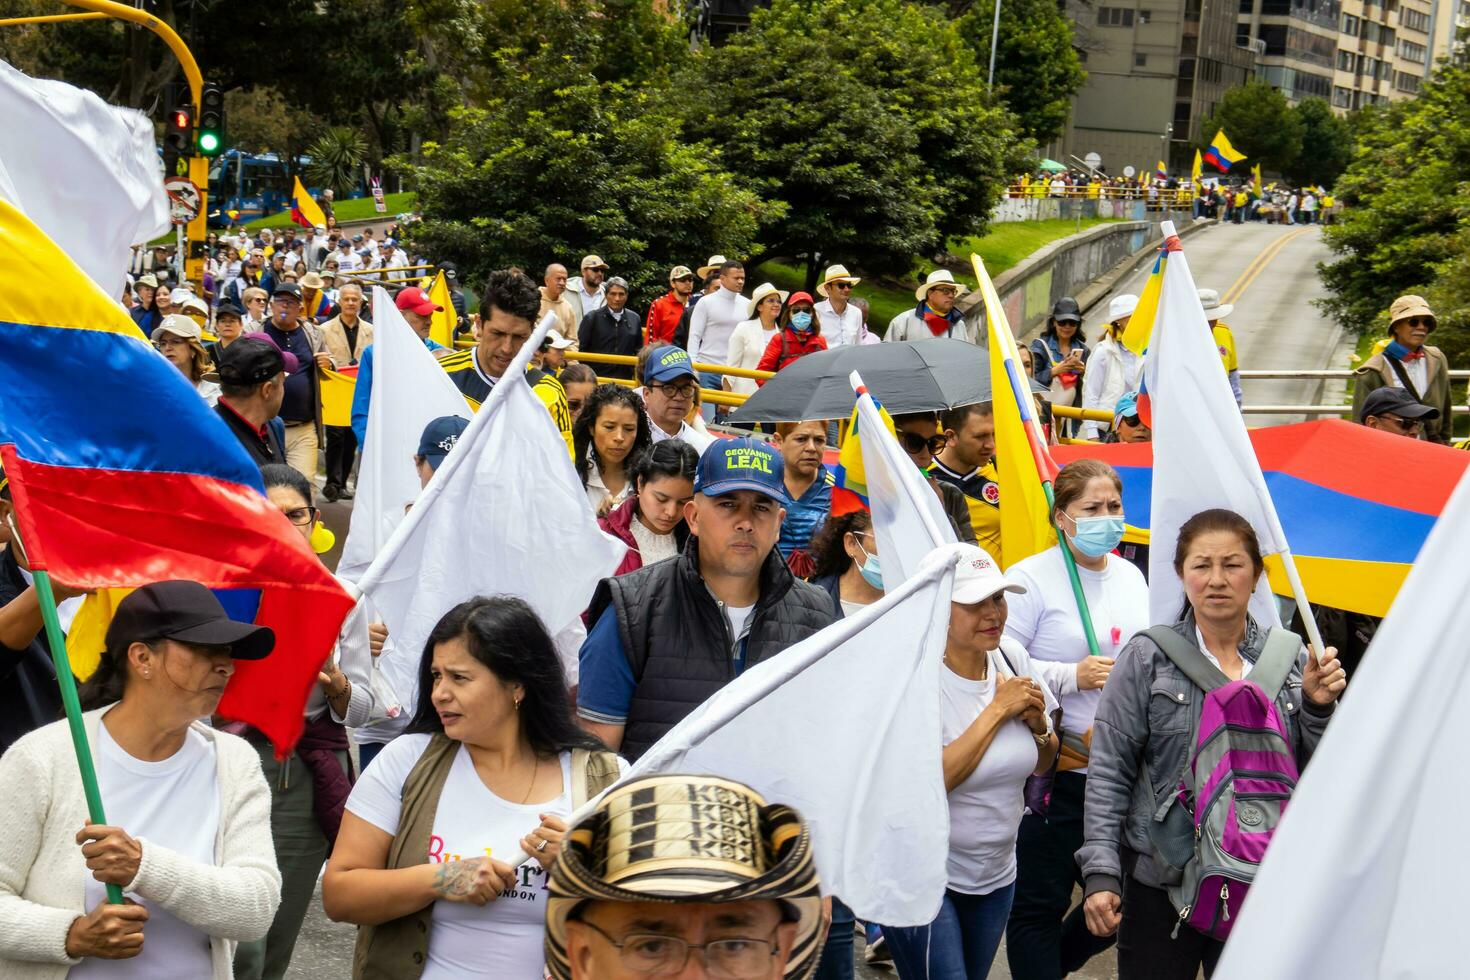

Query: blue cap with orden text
643;345;698;385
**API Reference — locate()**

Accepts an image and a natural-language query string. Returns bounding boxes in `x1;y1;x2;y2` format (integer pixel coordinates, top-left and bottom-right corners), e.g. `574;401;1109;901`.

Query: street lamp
988;0;1003;89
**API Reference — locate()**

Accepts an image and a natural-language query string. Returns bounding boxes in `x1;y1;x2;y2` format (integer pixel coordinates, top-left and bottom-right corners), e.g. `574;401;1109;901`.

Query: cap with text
642;345;698;385
693;438;790;504
950;544;1027;604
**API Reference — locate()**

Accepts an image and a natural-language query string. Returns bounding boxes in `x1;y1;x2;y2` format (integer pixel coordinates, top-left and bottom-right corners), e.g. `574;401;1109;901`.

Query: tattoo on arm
432;858;483;899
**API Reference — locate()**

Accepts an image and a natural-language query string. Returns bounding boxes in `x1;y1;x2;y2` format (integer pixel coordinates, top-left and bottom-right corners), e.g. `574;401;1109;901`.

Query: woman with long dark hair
323;597;623;978
572;384;651;515
808;510;884;618
598;439;698;575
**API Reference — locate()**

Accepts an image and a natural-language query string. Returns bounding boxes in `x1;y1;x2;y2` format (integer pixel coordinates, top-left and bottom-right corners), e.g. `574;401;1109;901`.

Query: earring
514;698;522;711
142;669;151;678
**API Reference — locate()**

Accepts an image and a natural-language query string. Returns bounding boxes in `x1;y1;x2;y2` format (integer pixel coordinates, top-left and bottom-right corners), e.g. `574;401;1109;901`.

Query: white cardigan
0;708;281;979
1080;336;1143;439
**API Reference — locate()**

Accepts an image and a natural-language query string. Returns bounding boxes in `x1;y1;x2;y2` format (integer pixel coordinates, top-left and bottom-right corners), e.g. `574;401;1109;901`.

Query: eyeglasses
566;399;585;413
575;919;780;978
1379;414;1422;434
649;380;698;399
282;506;318;527
899;432;948;456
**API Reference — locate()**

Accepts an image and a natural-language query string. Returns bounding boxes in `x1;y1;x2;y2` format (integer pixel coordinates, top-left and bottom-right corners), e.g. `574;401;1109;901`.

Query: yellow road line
1221;227;1311;308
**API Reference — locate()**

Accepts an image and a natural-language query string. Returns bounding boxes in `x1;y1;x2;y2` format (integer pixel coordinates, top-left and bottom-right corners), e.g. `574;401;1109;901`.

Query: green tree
405;51;771;301
956;0;1087;145
305;126;368;193
1200;79;1304;174
1284;98;1353;189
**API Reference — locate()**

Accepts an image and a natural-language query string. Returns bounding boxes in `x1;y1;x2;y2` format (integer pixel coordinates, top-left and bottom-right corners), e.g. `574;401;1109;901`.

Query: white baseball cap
544;329;575;350
951;545;1026;604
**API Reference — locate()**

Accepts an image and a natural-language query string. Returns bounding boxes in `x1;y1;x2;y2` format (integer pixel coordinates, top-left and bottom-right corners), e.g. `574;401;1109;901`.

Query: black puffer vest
586;538;835;760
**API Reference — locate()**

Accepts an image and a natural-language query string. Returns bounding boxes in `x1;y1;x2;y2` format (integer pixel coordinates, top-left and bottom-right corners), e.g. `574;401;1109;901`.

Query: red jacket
755;328;827;385
645;291;687;346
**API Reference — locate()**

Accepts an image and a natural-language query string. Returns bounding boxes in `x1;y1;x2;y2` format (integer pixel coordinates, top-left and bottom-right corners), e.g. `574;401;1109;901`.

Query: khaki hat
1388;294;1435;331
136;274;159;290
299;271;326;291
697;254;729;279
544;774;825;980
669;264;695;283
580;254;610;272
915;269;966;303
151;314;203;343
1197;288;1234;322
816;263;862;298
747;281;790;318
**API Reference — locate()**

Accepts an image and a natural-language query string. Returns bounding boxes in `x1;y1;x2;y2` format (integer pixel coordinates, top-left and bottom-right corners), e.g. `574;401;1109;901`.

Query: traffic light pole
0;0;209;287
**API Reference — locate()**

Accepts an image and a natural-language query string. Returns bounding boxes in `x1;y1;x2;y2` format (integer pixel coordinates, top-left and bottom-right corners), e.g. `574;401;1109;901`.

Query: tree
405;50;771;302
1284;98;1353;189
956;0;1087;145
1199;79;1304;174
305;126;368;194
223;87;314;160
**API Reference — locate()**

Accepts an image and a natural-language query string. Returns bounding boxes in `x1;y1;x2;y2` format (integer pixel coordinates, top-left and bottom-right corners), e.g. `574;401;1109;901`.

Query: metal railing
1239;369;1470;380
561;351;769;408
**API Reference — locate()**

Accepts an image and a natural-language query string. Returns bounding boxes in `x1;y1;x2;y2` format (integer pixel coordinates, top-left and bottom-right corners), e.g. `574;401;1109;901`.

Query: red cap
788;291;816;307
395;287;443;316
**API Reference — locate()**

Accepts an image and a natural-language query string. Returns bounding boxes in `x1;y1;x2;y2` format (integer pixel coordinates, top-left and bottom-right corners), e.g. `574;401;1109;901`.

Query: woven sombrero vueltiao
545;774;825;980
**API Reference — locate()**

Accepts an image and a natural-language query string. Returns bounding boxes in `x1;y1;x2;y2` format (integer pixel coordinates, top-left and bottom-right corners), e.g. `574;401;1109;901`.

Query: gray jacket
1077;613;1334;898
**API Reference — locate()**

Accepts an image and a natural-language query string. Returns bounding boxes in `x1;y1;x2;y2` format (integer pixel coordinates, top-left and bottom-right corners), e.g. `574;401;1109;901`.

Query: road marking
1221;227;1312;308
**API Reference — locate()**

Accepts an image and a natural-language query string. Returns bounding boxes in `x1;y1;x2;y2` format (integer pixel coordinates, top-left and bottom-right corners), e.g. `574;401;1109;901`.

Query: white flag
337;287;470;583
1216;467;1470;979
624;544;961;926
353;314;626;680
1144;222;1291;627
850;372;957;589
0;60;169;296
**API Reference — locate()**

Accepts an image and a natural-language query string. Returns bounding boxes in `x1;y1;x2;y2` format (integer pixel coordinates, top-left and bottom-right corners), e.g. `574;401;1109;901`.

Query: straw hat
544;774;824;980
816;263;862;298
299;271;326;291
915;269;966;302
748;282;790;318
697;254;729;279
1196;288;1234;322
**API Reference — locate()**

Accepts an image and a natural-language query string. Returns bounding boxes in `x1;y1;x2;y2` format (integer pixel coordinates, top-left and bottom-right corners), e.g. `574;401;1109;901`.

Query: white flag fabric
353;314;626;681
1144;222;1289;627
1216;467;1470;979
0;60;169;296
850;372;957;589
624;544;962;926
337;287;471;583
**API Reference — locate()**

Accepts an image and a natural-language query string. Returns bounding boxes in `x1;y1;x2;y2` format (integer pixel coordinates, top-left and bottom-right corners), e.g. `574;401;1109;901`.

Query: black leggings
1118;876;1223;980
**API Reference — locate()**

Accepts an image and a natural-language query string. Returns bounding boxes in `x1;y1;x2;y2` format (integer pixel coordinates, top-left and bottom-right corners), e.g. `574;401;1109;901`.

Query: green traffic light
198;131;221;154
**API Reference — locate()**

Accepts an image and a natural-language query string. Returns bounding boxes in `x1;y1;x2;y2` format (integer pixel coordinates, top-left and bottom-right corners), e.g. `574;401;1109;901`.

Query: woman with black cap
1030;298;1089;438
0;581;282;977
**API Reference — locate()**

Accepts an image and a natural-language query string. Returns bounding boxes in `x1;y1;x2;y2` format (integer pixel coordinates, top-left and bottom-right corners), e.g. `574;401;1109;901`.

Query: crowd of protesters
2;201;1458;980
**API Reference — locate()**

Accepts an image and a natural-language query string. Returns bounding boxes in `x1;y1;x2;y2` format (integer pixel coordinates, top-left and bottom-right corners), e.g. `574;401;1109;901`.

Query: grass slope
245;192;418;231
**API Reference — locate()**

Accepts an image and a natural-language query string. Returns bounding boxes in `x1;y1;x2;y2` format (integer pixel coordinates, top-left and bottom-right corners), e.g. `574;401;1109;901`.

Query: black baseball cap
105;581;275;660
272;281;303;300
215;300;245;319
1050;297;1082;323
1360;386;1439;423
217;337;291;386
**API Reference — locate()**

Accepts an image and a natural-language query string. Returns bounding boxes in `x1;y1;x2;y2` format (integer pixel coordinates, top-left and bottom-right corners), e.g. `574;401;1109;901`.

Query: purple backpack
1143;626;1302;942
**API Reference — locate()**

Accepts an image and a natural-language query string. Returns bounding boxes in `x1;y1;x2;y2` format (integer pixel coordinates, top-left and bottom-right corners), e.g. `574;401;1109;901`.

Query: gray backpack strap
1249;627;1302;702
1143;626;1230;692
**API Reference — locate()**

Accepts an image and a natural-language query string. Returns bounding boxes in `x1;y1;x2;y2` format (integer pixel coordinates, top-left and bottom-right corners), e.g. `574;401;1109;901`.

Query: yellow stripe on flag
427;271;455;349
66;588;134;681
971;254;1057;569
291;177;326;229
1191;150;1202;183
1121;256;1165;356
320;368;357;428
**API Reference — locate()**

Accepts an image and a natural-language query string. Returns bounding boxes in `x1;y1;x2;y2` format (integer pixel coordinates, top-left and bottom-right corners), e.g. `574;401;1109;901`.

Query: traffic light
197;83;224;157
163;103;193;176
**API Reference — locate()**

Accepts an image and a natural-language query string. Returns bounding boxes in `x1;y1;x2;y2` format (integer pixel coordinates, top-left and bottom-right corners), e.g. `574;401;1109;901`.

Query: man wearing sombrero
545;774;826;979
814;264;862;348
885;269;981;344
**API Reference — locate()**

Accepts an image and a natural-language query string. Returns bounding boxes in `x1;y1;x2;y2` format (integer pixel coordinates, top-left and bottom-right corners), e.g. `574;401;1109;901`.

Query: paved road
1089;220;1352;426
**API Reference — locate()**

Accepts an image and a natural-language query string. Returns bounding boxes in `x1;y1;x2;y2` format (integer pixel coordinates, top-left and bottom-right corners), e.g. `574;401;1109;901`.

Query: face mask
790;311;814;333
1067;514;1125;558
857;542;884;590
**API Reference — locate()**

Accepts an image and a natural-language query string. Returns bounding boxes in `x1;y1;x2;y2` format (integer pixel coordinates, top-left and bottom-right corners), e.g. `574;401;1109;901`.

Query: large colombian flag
0;199;355;753
1053;420;1469;618
1202;129;1247;172
290;175;327;230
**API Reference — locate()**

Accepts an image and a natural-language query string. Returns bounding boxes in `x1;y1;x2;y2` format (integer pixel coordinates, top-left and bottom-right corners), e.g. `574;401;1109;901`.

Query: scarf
922;306;953;337
1385;339;1424;361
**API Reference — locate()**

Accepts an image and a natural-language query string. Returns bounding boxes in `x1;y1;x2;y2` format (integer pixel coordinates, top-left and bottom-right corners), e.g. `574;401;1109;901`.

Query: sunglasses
1400;317;1434;328
1120;414;1143;427
566;398;585;413
899;432;948;455
1380;414;1422;432
830;281;854;290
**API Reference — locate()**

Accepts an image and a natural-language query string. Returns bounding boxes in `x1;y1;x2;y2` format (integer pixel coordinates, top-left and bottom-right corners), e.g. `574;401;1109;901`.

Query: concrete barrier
991;197;1149;223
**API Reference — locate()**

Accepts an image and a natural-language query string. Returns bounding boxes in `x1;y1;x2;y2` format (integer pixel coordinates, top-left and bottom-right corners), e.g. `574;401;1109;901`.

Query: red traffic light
170;108;191;129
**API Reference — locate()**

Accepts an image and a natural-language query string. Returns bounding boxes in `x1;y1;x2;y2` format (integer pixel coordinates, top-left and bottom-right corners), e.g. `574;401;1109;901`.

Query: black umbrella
729;338;1024;423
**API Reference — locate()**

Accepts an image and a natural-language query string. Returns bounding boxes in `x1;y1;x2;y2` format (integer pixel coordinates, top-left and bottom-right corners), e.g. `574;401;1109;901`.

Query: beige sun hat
915;269;966;302
697;254;729;279
747;282;791;318
816;263;862;298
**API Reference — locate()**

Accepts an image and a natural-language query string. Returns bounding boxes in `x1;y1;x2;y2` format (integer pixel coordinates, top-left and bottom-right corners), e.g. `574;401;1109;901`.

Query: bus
207;150;313;228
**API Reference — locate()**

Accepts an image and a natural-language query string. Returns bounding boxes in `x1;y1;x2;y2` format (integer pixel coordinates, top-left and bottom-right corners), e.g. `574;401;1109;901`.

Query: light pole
988;0;1002;89
1161;123;1173;170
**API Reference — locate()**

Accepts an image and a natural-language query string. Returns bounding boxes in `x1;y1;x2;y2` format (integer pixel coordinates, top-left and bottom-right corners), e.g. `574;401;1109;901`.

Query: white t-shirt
1003;546;1150;770
71;720;219;980
941;639;1059;895
346;735;574;978
650;419;715;456
724;603;755;659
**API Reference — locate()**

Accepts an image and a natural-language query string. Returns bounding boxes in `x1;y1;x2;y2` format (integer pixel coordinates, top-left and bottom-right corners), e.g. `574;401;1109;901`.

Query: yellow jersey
1212;321;1239;373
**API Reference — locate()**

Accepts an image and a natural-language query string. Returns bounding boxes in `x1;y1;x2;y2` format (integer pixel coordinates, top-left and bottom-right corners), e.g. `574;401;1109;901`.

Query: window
1135;53;1149;66
1400;39;1427;62
1337;49;1355;70
1342;13;1360;34
1332;85;1353;107
1400;6;1430;31
1097;6;1136;26
1395;70;1422;91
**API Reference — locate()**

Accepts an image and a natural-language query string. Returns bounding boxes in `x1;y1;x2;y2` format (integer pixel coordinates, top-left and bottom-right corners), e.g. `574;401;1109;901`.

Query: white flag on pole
1144;222;1296;629
337;287;470;583
353;314;626;681
624;544;962;926
0;60;169;296
1216;468;1470;979
850;371;957;589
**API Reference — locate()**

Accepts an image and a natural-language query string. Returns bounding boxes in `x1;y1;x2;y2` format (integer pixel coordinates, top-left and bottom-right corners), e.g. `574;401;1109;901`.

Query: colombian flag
831;396;897;516
1202;129;1246;171
0;200;354;753
1155;160;1168;181
289;175;326;230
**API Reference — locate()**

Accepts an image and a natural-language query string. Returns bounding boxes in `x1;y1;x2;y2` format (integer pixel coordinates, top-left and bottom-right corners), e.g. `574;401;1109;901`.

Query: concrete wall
992;198;1150;223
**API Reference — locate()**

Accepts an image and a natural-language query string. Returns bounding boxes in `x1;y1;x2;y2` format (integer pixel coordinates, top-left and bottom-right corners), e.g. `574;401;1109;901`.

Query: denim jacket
1077;612;1334;898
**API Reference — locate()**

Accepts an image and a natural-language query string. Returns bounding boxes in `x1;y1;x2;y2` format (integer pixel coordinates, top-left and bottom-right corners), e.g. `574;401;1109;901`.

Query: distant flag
1191;149;1203;184
289;175;327;229
1155;160;1169;181
1253;163;1264;197
0;199;356;753
426;270;456;349
1202;129;1247;171
319;366;358;429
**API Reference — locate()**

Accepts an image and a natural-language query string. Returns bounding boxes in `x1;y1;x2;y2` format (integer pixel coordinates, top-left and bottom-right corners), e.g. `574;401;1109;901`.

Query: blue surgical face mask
857;541;884;590
790;311;814;333
1067;514;1126;558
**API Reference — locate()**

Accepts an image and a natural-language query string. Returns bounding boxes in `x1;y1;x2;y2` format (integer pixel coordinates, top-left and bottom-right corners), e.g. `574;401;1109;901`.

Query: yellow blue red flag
290;176;326;230
1203;129;1247;171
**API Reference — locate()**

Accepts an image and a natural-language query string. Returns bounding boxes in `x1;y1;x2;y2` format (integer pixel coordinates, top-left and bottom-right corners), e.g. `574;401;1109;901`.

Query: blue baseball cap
1114;390;1140;422
693;438;790;504
643;345;698;385
417;415;470;470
